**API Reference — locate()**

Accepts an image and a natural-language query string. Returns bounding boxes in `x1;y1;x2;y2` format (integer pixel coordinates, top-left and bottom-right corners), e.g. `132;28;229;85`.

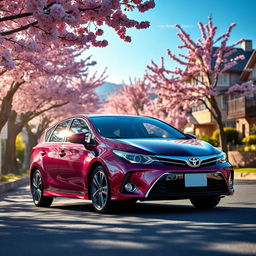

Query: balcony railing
227;96;256;119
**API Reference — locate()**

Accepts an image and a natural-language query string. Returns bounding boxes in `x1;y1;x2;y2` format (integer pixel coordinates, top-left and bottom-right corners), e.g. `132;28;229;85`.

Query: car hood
107;138;220;156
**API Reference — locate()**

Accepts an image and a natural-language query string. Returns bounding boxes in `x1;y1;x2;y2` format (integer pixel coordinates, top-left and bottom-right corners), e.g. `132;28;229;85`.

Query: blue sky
86;0;256;84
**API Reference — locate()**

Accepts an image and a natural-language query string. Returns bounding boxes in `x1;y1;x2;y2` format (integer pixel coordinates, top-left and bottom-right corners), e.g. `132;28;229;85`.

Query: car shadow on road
1;186;256;256
50;200;256;224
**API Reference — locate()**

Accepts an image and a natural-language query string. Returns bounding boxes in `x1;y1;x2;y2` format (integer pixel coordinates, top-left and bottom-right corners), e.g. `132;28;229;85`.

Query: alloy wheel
91;169;109;211
32;172;42;204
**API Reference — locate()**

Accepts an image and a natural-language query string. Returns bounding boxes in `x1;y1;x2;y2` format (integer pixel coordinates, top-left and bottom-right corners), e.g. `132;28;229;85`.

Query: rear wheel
31;170;53;207
90;166;112;213
190;196;221;209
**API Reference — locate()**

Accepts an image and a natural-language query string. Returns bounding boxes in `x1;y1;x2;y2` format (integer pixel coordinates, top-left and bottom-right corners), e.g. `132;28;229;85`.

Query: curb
0;176;29;194
234;172;256;180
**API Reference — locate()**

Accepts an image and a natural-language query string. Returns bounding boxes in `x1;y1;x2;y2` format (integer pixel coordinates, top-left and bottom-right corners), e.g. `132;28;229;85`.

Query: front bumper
109;163;234;201
143;171;233;200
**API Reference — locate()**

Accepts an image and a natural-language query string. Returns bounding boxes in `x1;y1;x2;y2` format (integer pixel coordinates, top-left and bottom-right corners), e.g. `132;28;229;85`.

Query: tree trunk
209;96;228;154
1;112;21;174
216;116;228;154
0;93;14;133
0;81;24;133
23;124;39;171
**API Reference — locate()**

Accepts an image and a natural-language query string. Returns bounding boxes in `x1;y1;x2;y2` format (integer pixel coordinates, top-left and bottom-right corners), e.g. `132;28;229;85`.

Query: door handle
59;150;66;157
40;150;46;156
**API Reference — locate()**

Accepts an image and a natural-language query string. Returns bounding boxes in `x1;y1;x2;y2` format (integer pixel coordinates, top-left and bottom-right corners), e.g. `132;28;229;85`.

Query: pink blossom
50;4;66;21
137;0;155;12
95;29;104;36
124;36;132;42
135;21;150;29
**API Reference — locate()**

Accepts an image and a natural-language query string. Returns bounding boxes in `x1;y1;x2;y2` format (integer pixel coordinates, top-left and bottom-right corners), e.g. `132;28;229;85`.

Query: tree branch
0;12;32;22
0;21;38;36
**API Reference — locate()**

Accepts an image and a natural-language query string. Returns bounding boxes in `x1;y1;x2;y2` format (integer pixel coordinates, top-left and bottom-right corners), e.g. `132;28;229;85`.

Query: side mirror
186;133;197;139
67;132;94;145
84;132;92;144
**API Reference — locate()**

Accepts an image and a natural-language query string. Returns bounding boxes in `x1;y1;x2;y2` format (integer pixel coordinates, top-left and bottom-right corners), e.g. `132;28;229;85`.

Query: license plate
185;173;207;187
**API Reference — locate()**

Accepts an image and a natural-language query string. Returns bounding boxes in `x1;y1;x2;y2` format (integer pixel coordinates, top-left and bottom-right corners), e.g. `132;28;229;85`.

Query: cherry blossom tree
102;78;191;129
1;46;105;174
103;78;153;115
146;17;256;153
0;45;95;132
0;0;155;70
2;71;105;174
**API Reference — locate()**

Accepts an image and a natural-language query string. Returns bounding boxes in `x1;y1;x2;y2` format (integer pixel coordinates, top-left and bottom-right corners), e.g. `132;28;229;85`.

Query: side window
69;119;90;134
49;120;70;142
45;126;55;142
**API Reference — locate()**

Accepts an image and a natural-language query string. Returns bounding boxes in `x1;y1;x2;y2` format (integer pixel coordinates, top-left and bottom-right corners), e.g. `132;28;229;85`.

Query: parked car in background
30;115;234;213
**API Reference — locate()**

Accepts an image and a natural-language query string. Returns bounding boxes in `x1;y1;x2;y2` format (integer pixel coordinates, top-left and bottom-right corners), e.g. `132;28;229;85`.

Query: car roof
86;114;147;118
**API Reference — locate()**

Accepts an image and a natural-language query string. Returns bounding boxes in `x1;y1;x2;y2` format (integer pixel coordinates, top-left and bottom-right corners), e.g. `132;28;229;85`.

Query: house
189;40;256;138
227;48;256;137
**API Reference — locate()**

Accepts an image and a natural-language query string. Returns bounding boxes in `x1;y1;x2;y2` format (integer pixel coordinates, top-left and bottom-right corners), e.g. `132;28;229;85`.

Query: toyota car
30;115;234;213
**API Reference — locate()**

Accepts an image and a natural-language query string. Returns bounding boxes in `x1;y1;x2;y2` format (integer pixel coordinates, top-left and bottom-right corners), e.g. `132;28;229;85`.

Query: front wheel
90;166;112;213
190;196;221;209
31;170;53;207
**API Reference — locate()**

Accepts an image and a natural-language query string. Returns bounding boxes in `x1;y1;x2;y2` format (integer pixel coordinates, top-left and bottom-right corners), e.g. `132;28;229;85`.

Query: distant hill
95;82;123;101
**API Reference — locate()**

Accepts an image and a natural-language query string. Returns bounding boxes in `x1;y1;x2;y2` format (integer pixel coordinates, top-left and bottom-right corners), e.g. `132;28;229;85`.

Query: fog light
124;182;137;192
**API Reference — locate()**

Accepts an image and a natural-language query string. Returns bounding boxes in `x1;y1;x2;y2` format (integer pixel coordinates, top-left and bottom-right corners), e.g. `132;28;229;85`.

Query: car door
57;118;93;195
42;119;71;194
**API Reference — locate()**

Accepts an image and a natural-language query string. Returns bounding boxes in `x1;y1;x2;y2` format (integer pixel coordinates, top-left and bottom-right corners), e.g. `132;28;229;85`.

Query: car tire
90;166;112;213
31;170;53;207
190;196;221;209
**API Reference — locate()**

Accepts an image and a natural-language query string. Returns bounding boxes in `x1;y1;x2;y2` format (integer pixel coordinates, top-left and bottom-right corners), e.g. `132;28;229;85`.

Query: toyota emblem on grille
187;157;201;167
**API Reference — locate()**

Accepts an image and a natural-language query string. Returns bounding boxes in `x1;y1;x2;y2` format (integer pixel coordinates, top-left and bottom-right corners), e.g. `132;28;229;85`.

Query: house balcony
227;96;256;119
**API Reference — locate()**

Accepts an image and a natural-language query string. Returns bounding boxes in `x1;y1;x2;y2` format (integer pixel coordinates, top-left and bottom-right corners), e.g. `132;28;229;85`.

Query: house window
249;65;256;80
192;102;207;112
193;76;204;85
221;95;229;109
217;73;230;86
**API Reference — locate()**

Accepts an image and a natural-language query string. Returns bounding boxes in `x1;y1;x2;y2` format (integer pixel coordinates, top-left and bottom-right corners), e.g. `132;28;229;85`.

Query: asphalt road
0;180;256;256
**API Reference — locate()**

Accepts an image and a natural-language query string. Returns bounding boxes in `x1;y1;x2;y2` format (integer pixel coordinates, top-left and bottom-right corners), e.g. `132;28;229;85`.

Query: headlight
217;152;227;163
113;150;157;164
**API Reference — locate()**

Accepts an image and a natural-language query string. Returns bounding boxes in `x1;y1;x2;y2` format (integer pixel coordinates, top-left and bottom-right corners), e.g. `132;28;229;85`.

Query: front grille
201;156;218;166
156;155;218;168
156;157;186;166
147;172;229;199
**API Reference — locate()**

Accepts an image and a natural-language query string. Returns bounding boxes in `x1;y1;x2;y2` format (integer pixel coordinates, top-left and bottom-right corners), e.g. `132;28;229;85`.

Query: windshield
90;116;187;139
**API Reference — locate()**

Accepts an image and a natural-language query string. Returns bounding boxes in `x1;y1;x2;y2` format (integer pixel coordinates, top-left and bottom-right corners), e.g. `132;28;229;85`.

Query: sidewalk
234;172;256;180
0;177;28;194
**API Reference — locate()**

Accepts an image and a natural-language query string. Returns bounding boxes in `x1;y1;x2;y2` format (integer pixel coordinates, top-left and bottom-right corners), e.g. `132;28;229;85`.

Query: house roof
212;47;253;72
240;50;256;81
